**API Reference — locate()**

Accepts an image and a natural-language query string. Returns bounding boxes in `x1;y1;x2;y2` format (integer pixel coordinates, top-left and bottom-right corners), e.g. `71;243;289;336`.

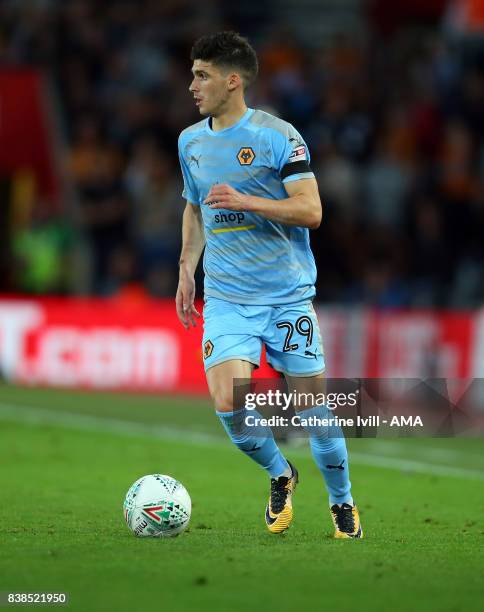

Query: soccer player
176;31;362;538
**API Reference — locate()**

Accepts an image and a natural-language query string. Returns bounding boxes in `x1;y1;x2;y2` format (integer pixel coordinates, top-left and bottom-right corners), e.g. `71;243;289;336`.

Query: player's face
189;60;231;117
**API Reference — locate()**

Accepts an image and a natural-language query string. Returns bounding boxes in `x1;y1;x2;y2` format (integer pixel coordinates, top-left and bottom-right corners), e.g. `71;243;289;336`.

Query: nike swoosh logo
265;506;277;525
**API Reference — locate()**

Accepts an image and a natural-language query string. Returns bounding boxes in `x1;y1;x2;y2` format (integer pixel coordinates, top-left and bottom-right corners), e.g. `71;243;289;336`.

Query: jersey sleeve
178;134;200;205
272;123;315;184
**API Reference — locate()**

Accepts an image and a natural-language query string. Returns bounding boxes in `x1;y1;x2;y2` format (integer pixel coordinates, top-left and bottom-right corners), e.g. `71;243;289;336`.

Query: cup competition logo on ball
123;474;191;538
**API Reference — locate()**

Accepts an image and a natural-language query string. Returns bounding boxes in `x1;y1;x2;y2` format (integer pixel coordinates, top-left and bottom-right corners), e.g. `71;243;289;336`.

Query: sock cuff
216;408;246;419
297;405;345;439
297;405;332;419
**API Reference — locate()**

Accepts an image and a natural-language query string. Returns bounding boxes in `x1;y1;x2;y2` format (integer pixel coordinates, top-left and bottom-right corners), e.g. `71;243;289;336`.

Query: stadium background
1;0;484;389
0;2;483;611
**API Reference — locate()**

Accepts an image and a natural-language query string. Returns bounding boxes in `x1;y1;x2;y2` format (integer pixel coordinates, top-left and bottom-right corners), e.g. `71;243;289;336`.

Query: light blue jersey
178;108;317;305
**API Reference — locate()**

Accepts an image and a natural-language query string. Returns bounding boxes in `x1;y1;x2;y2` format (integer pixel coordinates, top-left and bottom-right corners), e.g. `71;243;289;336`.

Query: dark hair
190;31;258;87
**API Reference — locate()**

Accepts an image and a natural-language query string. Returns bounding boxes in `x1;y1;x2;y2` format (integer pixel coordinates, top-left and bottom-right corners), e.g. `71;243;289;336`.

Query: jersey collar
206;108;254;136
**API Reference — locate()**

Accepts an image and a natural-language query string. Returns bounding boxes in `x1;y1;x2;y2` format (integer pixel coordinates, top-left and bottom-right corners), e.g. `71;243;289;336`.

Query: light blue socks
297;405;352;505
217;409;290;478
217;405;352;505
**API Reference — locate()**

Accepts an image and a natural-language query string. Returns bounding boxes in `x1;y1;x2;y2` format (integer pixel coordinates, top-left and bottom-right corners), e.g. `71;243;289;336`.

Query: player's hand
204;184;251;211
176;273;200;329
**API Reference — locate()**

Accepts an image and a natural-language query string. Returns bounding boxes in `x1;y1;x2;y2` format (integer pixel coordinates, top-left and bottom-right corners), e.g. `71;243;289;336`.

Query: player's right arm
176;202;205;329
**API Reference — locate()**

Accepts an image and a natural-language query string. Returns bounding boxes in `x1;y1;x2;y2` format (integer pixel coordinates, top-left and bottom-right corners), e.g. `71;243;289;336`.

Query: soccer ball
123;474;191;538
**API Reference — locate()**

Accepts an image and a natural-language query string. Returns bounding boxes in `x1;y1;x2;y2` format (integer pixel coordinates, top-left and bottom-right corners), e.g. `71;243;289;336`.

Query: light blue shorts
202;297;325;377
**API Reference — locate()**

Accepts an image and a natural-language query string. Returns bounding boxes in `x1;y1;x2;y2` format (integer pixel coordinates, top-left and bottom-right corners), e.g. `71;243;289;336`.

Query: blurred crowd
1;0;484;307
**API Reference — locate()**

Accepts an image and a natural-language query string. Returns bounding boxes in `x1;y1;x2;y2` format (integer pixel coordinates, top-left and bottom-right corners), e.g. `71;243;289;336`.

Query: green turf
0;385;483;611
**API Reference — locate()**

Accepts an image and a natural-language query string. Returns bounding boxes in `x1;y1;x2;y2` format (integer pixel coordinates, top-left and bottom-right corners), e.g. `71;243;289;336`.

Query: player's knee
211;387;235;413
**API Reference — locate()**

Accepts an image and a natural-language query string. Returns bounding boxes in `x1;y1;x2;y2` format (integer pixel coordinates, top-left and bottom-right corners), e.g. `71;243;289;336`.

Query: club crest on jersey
203;340;214;359
289;145;307;162
237;147;255;166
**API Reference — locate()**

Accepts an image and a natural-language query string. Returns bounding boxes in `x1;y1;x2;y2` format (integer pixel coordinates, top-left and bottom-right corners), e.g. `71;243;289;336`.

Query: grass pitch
0;385;483;611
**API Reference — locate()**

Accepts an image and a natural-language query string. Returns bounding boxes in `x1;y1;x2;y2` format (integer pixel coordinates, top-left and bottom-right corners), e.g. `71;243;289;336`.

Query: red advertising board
0;297;481;394
0;297;206;393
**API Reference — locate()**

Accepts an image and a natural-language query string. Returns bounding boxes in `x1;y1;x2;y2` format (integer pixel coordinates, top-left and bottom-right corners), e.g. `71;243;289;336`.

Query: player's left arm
204;178;322;229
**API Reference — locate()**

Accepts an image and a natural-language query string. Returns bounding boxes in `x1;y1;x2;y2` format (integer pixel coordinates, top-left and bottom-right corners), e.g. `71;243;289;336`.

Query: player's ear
227;72;243;91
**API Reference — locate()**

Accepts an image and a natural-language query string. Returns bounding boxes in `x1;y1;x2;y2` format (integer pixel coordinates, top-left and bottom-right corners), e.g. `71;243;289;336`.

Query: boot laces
331;503;355;533
270;476;290;513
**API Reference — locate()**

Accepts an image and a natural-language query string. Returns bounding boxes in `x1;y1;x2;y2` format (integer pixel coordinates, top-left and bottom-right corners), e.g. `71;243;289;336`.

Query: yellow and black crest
237;147;255;166
203;340;214;359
